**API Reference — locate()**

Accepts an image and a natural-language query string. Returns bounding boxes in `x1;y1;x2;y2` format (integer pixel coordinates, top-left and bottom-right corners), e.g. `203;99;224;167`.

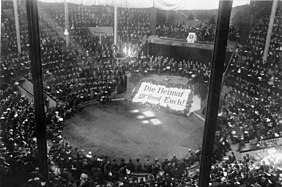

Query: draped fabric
155;0;190;10
38;0;219;10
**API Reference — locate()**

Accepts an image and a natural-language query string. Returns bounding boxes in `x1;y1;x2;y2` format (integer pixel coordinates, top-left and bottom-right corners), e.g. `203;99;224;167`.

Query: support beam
26;0;49;185
64;0;69;47
150;8;156;35
165;10;169;23
13;0;21;53
198;1;233;187
114;6;118;45
0;0;2;57
262;0;278;63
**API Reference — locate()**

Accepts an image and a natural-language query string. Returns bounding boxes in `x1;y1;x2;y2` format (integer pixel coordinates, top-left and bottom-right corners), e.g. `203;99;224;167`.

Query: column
262;0;278;63
150;7;156;35
0;0;2;56
13;0;21;53
64;0;69;47
26;0;49;184
198;1;233;187
114;6;118;45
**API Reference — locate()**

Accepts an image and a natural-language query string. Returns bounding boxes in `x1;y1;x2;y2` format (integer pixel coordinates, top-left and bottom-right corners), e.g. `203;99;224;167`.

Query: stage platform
148;36;236;52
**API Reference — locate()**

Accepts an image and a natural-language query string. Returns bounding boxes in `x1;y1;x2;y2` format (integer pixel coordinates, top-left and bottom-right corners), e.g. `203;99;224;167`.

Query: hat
221;177;227;182
80;173;89;181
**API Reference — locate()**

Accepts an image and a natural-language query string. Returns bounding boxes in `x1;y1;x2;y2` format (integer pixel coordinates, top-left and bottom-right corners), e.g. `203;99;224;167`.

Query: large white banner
88;27;113;36
132;82;191;112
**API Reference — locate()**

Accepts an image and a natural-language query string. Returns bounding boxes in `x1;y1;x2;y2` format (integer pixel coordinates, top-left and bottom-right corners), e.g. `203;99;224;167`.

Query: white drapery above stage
38;0;222;10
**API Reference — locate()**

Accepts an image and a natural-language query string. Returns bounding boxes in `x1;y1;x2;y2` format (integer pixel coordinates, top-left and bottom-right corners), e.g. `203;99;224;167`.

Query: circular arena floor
62;74;205;161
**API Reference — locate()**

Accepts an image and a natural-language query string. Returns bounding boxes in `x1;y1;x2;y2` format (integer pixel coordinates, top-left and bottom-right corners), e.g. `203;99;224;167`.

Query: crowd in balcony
118;8;151;45
218;5;282;151
1;1;282;187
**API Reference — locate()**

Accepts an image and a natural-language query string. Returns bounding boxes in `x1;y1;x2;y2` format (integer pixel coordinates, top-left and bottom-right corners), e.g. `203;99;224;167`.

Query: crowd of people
42;55;127;107
1;0;282;186
118;8;151;45
218;6;282;150
156;22;239;43
156;23;215;42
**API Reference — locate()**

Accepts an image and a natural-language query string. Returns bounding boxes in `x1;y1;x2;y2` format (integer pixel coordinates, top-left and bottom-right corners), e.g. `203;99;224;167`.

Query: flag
187;33;196;43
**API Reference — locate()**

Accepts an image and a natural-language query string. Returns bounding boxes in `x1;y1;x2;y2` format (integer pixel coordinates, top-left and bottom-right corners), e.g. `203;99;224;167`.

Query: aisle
17;77;58;108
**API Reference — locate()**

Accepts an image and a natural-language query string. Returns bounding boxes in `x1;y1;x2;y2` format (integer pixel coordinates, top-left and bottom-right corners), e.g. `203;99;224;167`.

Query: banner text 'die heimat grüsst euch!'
132;82;191;112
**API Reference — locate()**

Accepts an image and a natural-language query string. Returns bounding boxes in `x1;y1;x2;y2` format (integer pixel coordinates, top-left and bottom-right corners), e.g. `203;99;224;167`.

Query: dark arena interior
0;0;282;187
62;74;205;161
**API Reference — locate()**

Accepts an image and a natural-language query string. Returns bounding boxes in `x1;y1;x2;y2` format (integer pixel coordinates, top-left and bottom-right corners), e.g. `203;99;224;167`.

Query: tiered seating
219;4;282;149
1;1;282;187
118;8;151;44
